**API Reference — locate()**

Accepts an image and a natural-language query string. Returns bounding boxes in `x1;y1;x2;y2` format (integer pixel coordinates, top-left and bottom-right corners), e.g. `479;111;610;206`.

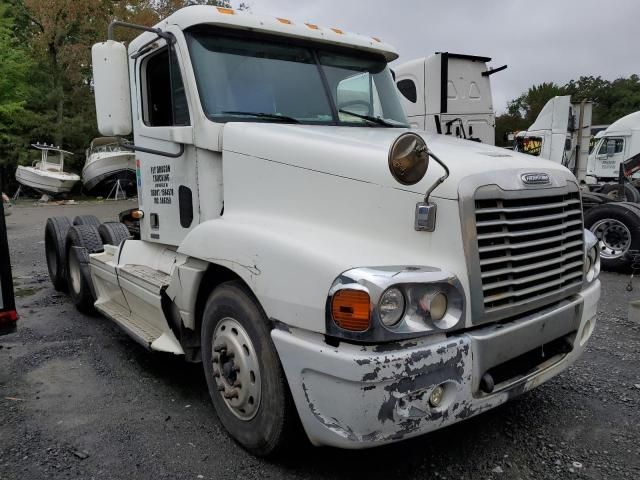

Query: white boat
82;137;136;195
15;143;80;195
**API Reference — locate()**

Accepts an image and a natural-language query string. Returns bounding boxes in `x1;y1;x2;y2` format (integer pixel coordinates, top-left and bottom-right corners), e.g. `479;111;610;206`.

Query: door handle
119;139;184;158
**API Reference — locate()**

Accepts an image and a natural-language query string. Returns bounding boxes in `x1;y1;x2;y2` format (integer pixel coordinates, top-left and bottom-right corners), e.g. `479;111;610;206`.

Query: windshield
185;28;408;127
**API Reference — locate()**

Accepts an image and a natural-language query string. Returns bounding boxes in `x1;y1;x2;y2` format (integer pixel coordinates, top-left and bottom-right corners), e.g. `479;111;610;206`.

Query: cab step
118;264;170;291
95;300;163;349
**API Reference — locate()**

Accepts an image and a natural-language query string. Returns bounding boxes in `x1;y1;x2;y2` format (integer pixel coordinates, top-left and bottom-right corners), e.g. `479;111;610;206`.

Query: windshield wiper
221;111;300;124
338;109;397;127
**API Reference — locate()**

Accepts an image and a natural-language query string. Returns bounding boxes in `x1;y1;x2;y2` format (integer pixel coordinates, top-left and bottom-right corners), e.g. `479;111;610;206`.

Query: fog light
379;288;405;327
430;292;448;321
429;385;444;408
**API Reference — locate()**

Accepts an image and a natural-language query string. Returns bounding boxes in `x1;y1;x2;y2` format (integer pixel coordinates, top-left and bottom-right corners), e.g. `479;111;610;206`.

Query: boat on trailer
15;143;80;195
82;137;136;196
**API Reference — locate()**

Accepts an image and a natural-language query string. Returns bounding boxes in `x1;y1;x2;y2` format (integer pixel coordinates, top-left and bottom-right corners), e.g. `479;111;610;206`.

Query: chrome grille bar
474;190;584;314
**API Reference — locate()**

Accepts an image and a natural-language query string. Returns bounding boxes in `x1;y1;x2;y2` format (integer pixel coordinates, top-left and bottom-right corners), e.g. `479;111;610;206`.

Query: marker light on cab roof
216;7;234;15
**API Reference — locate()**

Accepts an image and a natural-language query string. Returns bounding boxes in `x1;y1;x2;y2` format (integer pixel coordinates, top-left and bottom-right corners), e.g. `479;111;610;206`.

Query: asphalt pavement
1;200;639;480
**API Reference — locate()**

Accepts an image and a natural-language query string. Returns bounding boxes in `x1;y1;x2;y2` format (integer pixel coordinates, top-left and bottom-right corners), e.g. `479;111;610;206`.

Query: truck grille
474;191;584;314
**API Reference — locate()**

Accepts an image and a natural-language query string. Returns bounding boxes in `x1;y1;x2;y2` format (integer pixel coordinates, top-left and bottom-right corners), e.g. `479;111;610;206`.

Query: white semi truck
44;6;601;455
394;52;505;144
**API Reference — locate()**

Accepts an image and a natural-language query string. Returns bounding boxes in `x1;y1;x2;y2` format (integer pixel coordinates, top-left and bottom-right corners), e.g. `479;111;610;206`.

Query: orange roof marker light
372;37;382;43
277;17;292;25
331;28;344;34
305;23;319;30
216;7;235;15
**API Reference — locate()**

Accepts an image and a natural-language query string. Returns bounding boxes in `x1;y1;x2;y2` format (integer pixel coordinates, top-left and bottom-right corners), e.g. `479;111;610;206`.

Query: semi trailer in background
394;52;506;144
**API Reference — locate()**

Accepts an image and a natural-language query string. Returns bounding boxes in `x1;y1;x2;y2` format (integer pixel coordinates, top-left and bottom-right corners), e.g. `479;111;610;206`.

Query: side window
143;47;190;127
598;138;624;155
336;72;382;121
397;79;417;103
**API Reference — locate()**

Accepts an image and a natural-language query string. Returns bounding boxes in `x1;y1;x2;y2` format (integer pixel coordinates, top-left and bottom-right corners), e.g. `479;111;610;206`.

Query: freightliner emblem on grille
521;172;551;185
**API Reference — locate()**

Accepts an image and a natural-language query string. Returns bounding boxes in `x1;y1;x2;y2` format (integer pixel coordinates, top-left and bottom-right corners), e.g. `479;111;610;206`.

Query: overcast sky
232;0;639;114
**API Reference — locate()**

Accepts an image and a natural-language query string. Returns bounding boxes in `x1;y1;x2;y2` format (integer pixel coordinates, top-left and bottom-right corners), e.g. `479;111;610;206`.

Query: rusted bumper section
272;280;600;449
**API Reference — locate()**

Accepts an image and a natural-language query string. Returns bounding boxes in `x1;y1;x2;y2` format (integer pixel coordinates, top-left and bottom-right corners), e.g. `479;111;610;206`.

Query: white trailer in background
394;52;506;144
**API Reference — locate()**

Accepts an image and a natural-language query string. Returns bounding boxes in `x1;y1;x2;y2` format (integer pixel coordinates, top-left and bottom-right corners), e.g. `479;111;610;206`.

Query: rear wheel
98;222;131;246
73;214;101;227
201;281;297;456
45;216;72;291
65;225;103;314
600;183;640;202
584;203;640;271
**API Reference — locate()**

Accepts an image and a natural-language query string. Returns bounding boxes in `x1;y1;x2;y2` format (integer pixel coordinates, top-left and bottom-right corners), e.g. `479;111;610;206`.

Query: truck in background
586;111;640;184
516;97;640;269
394;52;506;144
43;6;600;455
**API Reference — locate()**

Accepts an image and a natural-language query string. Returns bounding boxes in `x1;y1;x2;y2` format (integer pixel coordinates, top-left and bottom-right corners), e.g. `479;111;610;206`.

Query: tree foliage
496;75;640;146
0;0;238;192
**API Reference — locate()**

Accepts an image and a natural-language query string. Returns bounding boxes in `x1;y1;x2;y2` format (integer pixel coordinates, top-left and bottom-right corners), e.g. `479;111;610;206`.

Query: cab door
134;40;200;246
594;137;626;179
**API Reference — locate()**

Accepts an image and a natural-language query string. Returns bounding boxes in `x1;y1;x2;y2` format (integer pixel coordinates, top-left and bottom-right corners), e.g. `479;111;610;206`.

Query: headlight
379;288;405;327
388;133;429;185
326;267;465;342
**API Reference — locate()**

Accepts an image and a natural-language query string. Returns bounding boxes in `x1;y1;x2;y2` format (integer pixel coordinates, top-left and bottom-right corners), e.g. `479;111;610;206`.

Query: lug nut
214;344;227;353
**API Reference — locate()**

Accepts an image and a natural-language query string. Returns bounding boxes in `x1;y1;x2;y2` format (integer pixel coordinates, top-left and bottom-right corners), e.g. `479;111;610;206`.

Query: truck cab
394;52;503;144
514;95;593;182
586;111;640;182
46;6;601;455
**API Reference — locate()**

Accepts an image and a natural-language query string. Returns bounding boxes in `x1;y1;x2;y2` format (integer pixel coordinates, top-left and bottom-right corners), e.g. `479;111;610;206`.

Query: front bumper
272;280;600;449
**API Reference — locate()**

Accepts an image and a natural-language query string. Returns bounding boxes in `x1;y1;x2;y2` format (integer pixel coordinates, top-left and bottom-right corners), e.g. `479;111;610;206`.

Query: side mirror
91;40;132;136
606;140;616;157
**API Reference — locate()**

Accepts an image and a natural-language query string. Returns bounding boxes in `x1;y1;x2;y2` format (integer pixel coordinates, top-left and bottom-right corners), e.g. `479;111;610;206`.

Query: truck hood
222;123;575;200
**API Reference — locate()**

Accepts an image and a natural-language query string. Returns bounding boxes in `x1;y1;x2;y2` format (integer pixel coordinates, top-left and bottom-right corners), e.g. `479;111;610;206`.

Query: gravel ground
1;201;639;480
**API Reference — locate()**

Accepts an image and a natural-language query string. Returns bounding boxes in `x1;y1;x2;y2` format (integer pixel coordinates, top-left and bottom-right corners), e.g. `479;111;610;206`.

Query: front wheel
201;281;298;456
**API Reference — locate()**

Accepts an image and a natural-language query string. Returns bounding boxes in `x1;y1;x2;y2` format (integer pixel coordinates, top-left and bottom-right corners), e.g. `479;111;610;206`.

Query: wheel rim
68;250;82;294
590;219;632;259
211;318;261;421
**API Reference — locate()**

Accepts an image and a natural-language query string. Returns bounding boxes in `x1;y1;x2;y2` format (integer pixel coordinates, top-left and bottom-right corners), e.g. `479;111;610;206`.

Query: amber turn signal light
331;289;370;332
131;210;144;219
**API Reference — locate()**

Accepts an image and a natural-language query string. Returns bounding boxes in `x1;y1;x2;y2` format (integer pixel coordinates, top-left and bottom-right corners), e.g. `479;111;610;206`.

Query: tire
201;281;297;456
581;192;611;213
599;183;640;203
98;222;131;246
584;203;640;271
73;214;101;227
45;216;72;291
65;225;103;314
